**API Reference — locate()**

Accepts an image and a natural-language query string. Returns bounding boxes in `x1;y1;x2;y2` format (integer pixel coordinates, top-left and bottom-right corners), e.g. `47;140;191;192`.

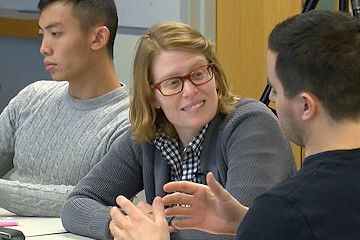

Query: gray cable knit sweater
61;98;296;240
0;80;130;217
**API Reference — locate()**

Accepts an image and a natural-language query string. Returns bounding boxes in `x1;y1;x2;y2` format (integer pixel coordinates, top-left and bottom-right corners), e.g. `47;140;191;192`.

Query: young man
0;0;129;217
109;10;360;240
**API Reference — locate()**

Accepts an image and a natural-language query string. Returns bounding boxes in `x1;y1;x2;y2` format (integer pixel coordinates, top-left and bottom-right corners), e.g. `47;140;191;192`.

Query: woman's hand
109;196;169;240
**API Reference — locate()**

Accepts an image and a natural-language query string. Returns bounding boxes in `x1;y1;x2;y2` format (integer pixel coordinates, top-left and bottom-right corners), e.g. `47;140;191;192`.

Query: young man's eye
52;32;62;37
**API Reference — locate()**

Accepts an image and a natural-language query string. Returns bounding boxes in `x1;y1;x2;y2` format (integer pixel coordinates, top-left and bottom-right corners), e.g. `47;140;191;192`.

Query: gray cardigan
61;98;296;240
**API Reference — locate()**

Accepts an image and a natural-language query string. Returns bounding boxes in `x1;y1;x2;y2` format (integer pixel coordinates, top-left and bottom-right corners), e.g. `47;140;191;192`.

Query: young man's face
266;49;304;146
38;1;95;82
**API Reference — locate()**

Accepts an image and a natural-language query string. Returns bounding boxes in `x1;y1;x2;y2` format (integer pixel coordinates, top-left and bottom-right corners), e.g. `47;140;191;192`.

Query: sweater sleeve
0;81;53;179
0;103;16;177
0;85;28;177
222;99;296;206
0;179;71;216
0;84;70;216
61;130;144;240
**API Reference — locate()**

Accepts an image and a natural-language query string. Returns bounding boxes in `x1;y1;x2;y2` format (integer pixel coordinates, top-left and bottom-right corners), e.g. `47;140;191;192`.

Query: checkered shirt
153;124;208;184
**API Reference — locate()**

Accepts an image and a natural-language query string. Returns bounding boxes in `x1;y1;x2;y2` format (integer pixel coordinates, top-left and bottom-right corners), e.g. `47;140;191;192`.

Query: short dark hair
38;0;118;58
269;10;360;121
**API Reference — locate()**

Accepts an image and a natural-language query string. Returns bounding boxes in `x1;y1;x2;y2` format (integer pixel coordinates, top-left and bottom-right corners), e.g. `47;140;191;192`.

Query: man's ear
91;26;110;51
300;92;317;121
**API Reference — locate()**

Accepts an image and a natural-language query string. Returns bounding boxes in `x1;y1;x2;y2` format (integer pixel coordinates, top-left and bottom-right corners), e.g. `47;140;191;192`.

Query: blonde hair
130;21;239;143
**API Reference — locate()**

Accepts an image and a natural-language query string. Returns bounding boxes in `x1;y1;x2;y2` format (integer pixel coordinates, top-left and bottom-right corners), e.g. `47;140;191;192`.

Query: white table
0;208;91;239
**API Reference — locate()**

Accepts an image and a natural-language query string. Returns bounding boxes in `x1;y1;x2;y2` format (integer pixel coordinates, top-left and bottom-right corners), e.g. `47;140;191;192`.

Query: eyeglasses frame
152;63;215;96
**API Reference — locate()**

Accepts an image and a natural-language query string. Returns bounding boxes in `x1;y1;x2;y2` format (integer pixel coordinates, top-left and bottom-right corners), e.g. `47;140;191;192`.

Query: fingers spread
164;204;192;217
162;191;193;207
163;180;206;194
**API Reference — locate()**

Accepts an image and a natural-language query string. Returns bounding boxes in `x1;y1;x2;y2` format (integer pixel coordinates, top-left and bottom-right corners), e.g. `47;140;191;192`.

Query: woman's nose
181;79;198;97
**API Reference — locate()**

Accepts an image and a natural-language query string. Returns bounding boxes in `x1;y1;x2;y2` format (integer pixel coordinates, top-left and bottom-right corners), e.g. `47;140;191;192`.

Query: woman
61;21;295;240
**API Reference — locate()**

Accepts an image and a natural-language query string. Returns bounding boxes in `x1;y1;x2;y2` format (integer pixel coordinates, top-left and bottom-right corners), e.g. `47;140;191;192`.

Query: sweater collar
62;84;128;111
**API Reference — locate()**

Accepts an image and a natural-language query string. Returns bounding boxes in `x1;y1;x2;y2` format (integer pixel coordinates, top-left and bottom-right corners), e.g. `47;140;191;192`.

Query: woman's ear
152;98;161;109
153;103;161;109
91;26;110;51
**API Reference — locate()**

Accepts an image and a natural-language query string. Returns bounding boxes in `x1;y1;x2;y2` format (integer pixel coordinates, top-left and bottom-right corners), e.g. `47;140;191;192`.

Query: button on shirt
153;124;208;184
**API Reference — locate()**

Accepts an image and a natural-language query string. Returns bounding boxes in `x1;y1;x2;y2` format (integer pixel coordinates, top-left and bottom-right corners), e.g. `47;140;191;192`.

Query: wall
0;36;46;111
318;0;335;9
0;0;184;27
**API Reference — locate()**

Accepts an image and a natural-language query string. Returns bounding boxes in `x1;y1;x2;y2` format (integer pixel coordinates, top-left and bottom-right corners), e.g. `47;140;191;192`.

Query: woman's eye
165;79;181;89
192;70;205;79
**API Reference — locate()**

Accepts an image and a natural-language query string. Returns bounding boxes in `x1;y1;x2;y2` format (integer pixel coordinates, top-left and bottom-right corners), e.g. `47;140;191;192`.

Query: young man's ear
300;92;317;121
91;26;110;51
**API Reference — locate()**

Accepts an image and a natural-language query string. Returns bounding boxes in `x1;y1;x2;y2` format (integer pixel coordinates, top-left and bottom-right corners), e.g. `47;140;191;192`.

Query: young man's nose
39;37;52;56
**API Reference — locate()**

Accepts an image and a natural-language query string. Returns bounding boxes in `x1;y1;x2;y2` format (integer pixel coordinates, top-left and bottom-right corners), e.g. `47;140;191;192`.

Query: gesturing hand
162;172;248;235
